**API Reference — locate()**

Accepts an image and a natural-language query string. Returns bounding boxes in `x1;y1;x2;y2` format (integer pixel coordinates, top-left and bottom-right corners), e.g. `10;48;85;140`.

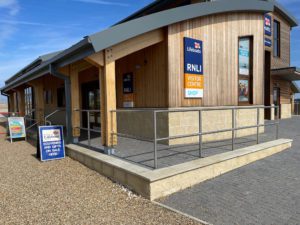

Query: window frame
273;19;281;58
238;36;253;105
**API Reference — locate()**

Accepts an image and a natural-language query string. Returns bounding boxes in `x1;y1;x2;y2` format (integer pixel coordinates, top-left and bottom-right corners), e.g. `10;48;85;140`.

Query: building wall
116;41;168;108
168;12;265;107
271;12;291;69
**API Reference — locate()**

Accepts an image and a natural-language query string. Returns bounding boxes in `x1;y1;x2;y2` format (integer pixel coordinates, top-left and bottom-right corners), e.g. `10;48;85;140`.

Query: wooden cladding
271;12;291;69
116;41;168;108
168;12;265;107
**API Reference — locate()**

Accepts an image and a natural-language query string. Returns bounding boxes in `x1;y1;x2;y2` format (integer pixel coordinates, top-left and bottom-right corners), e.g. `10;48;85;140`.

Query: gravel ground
0;121;201;225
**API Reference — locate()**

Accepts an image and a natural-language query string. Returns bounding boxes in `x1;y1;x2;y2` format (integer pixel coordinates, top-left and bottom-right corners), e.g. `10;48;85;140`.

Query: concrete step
66;139;292;200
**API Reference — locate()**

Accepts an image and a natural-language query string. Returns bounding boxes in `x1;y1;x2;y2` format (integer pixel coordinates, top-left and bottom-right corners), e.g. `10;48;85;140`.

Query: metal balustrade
111;106;280;169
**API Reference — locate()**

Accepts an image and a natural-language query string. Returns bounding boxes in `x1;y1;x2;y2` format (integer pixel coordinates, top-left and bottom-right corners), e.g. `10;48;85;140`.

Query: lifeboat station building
1;0;299;199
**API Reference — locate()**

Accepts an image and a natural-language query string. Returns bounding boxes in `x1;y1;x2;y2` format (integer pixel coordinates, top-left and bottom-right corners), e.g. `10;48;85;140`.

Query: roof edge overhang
2;0;298;94
89;0;274;53
271;67;300;82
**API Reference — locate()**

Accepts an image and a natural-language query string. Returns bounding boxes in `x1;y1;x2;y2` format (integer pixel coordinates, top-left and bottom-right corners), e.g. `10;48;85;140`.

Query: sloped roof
1;0;298;93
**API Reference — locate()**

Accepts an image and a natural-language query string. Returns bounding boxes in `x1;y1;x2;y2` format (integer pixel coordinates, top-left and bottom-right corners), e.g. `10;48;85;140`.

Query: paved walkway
160;117;300;225
0;120;201;225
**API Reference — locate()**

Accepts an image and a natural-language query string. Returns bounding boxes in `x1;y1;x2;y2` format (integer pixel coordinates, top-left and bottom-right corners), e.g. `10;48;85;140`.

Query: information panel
8;117;26;142
184;37;204;98
38;125;65;162
264;14;272;36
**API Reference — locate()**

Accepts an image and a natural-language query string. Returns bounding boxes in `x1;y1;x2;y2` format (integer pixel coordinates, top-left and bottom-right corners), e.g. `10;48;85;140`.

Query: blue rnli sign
184;37;204;98
39;125;65;162
265;38;272;47
264;14;272;36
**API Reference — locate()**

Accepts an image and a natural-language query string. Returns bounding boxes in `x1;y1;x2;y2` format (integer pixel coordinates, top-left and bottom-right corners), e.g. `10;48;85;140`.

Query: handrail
73;109;101;147
111;105;280;169
45;109;65;125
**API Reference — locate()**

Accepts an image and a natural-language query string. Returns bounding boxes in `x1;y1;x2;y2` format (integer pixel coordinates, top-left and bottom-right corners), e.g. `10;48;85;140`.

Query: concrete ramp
66;139;292;200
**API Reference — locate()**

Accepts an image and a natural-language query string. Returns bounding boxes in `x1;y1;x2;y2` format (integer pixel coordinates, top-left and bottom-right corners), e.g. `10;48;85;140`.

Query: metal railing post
153;111;158;169
232;108;235;151
256;107;260;144
87;111;91;146
276;106;279;139
199;110;202;158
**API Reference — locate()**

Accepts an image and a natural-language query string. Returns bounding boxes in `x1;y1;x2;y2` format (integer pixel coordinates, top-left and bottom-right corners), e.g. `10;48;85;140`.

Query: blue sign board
123;73;134;94
184;37;203;75
184;37;204;98
264;14;272;36
265;38;272;47
39;125;65;162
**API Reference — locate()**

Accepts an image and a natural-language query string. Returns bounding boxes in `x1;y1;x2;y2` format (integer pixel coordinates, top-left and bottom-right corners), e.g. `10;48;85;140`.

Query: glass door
273;87;280;119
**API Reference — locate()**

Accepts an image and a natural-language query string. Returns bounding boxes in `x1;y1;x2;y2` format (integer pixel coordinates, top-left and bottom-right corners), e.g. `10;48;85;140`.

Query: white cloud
0;19;80;28
0;0;20;16
73;0;129;7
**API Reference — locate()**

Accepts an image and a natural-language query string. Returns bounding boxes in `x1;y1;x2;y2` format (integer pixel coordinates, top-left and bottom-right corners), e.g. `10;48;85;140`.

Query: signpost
8;117;26;142
38;125;65;162
184;37;204;98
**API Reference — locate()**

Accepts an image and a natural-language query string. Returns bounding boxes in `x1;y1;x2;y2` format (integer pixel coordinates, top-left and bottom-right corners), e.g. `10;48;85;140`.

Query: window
24;87;34;118
238;37;253;104
273;20;280;57
57;87;65;107
44;90;52;105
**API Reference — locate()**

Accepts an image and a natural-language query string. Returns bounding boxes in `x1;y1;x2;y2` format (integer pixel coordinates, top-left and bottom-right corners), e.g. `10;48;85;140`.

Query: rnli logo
265;17;271;26
194;42;201;49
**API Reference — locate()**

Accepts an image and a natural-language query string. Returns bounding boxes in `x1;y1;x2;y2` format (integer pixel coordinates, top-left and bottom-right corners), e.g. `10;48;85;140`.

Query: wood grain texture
116;41;168;108
271;12;291;69
168;12;265;107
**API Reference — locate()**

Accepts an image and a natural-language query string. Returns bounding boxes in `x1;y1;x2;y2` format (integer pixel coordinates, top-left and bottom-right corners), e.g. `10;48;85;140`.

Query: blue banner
39;126;65;162
264;14;272;36
265;38;272;47
184;37;203;75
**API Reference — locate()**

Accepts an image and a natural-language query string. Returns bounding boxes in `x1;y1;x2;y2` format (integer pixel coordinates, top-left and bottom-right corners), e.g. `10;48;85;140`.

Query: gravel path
0;121;201;225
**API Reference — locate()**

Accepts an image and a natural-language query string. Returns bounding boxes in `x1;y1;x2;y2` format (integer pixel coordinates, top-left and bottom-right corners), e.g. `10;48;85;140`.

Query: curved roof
1;0;298;93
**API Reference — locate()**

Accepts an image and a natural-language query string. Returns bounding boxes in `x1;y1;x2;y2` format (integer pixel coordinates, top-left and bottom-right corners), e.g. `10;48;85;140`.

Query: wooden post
16;88;25;116
99;67;106;145
30;81;45;125
8;93;15;112
103;52;117;147
70;64;81;139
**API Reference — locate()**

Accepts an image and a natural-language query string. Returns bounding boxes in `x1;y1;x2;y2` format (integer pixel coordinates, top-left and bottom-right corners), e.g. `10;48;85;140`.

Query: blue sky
0;0;299;95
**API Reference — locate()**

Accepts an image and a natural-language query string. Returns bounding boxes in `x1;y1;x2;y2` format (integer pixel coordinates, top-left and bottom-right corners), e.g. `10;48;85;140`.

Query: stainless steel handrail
45;109;65;125
74;109;101;147
111;105;280;169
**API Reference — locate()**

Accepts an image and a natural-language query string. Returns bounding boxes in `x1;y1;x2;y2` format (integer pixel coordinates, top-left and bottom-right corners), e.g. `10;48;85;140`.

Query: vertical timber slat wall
168;12;265;107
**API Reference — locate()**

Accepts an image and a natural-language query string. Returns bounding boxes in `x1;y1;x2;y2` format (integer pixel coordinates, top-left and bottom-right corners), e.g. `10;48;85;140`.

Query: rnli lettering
184;37;204;98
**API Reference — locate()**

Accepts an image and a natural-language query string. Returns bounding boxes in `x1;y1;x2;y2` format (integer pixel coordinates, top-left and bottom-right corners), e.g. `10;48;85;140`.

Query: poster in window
239;80;249;102
239;38;250;76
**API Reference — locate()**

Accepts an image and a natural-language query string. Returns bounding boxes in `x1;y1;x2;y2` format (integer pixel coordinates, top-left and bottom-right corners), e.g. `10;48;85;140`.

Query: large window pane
239;80;249;102
239;38;250;75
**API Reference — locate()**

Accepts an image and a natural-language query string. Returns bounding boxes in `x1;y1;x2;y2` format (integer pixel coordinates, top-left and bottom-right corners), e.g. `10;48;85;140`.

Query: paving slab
159;117;300;225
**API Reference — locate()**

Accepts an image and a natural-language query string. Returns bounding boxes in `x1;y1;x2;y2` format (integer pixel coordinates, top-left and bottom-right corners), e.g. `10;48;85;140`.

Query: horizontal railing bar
111;132;153;142
111;106;278;114
74;109;101;113
75;127;101;133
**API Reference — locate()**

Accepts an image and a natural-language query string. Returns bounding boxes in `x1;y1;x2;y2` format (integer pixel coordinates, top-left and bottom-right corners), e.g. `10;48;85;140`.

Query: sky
0;0;299;101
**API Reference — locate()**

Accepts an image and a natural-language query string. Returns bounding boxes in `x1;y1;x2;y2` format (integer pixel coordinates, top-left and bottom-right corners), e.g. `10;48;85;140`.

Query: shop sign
38;125;65;162
184;37;204;98
239;38;250;76
264;14;272;36
265;38;272;47
8;117;26;142
123;73;134;107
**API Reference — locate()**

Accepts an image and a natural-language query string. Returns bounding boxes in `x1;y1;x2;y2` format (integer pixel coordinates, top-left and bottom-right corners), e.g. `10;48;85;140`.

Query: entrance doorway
264;51;271;119
81;81;101;130
273;87;281;119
